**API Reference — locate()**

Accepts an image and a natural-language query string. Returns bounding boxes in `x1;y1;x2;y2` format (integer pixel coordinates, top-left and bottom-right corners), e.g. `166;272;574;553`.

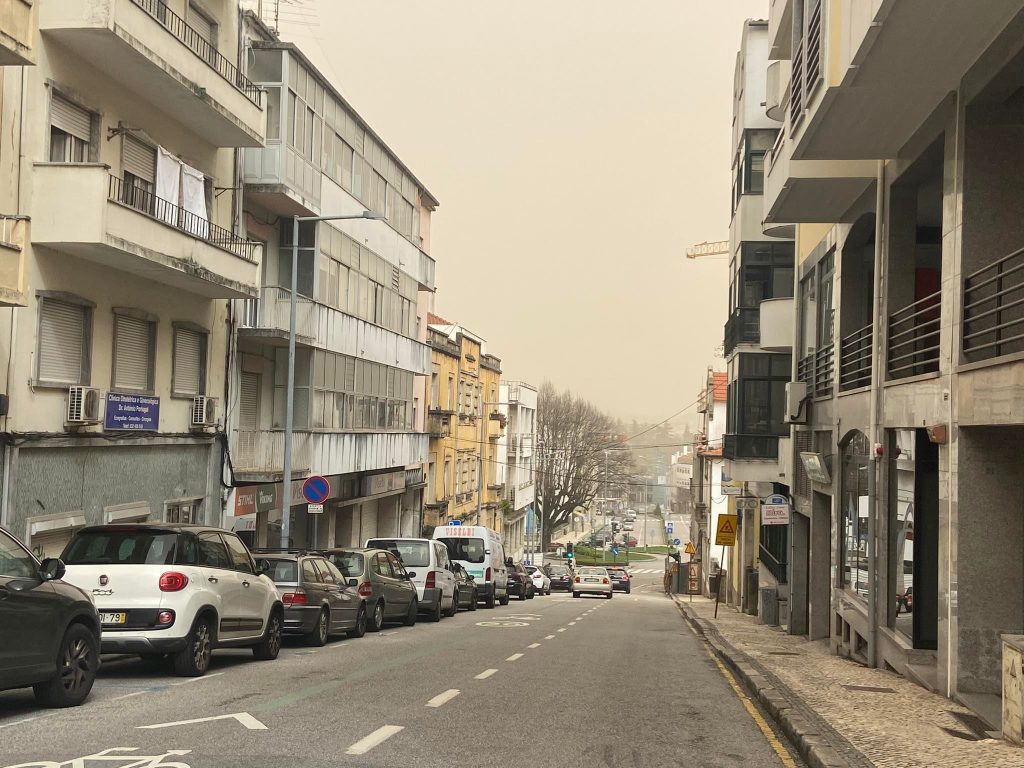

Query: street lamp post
280;210;385;550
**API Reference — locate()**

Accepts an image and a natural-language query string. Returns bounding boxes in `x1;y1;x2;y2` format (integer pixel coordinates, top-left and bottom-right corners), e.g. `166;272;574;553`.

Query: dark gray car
322;548;418;632
0;525;101;707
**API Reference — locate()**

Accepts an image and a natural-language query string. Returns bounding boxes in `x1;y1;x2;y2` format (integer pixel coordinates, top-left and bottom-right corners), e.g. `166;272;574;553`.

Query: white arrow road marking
346;725;404;755
426;689;461;708
138;712;268;731
475;668;498;680
506;653;524;661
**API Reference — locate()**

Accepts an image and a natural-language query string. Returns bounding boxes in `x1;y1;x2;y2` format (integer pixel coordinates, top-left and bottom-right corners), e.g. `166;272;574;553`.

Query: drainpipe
867;160;886;668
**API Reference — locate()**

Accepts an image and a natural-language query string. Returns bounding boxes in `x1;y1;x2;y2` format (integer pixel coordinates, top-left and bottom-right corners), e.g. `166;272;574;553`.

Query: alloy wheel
60;637;92;693
192;622;212;671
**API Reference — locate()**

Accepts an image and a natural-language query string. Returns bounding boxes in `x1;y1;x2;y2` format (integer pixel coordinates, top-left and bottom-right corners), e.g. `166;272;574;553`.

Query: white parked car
60;524;284;677
573;566;613;599
525;564;551;595
365;537;458;621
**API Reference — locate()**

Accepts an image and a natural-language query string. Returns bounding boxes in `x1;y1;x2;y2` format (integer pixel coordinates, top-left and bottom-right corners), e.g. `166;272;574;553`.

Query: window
732;354;791;436
49;94;92;164
841;431;871;599
187;3;217;53
734;242;794;310
36;295;92;386
166;499;200;524
301;559;321;583
0;529;37;578
817;250;836;345
223;534;254;574
196;532;231;569
374;552;394;577
112;311;156;393
172;326;207;397
122;134;156;214
388;553;407;579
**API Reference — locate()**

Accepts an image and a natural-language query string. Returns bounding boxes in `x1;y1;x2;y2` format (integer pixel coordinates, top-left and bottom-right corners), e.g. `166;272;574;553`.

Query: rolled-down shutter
113;314;152;391
38;299;86;384
239;372;259;429
123;135;156;184
50;94;91;142
188;5;216;48
173;328;203;396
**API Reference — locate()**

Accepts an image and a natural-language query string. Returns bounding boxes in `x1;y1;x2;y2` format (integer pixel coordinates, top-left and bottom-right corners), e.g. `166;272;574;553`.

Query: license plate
100;612;127;625
585;578;598;583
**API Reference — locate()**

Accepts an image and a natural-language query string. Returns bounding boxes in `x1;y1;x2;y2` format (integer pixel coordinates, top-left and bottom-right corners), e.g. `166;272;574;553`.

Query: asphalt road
1;570;800;768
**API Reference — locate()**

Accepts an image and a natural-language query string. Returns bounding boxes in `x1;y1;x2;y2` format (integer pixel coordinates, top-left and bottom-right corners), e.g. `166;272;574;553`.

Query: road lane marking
528;643;541;648
557;628;567;632
506;653;524;661
346;725;404;755
475;669;498;680
138;711;267;730
545;634;556;639
170;671;224;686
568;622;577;626
426;689;461;708
113;690;150;701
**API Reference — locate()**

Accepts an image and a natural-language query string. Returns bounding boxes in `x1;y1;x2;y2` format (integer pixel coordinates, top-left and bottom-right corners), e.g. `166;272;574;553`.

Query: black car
0;526;101;707
252;551;366;644
545;563;574;592
505;560;535;601
607;566;631;593
451;563;479;611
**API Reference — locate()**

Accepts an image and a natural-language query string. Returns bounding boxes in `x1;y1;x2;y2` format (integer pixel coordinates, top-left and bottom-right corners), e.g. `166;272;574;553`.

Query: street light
280;210;385;550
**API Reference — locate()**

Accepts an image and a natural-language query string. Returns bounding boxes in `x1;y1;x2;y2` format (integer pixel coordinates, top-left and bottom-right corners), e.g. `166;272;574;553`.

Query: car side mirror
405;572;417;580
38;557;65;582
347;578;359;588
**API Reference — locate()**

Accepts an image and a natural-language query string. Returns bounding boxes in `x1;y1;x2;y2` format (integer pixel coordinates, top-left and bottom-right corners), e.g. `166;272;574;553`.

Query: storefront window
840;431;870;599
890;429;915;637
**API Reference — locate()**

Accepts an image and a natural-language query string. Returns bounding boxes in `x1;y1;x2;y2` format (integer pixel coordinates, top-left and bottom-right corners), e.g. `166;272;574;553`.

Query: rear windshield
255;558;297;583
579;567;607;576
328;551;364;578
366;539;430;568
437;537;485;564
63;531;180;565
547;566;569;575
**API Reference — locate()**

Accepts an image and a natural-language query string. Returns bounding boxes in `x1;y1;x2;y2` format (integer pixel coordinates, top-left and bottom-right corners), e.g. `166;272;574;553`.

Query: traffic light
565;542;574;559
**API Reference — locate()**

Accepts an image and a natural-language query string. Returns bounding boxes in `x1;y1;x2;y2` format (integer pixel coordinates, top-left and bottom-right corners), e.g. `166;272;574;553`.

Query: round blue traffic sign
302;475;331;504
673;538;681;546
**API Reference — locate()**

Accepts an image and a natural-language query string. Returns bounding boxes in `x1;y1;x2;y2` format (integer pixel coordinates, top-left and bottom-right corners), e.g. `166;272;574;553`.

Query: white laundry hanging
155;147;182;227
180;163;209;239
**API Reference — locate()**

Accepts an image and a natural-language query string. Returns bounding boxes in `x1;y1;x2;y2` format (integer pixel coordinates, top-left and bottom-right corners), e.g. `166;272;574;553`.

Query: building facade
690;370;728;596
497;381;537;561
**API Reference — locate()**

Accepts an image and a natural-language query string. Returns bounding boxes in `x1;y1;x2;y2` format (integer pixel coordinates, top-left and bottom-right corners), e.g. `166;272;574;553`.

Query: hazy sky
273;0;768;424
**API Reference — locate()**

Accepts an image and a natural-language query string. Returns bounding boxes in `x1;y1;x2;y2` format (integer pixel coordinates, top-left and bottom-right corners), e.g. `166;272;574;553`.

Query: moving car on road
505;560;535;601
321;548;419;632
545;563;574;592
573;566;613;599
525;564;551;595
0;526;100;707
606;566;631;593
365;537;457;622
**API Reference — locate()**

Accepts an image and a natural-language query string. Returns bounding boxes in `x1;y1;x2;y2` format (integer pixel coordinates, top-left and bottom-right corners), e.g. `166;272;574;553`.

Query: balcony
797;344;834;398
765;60;790;122
40;0;264;148
427;411;451;439
239;287;316;346
233;429;312;481
839;323;873;391
963;247;1024;363
724;308;760;356
767;0;792;59
723;434;780;461
481;354;502;374
487;414;505;440
887;291;940;379
759;297;794;352
0;0;35;65
0;215;28;306
32;164;260;298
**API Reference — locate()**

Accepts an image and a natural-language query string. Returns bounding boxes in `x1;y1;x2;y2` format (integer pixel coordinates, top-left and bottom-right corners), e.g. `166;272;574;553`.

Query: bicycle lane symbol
3;746;193;768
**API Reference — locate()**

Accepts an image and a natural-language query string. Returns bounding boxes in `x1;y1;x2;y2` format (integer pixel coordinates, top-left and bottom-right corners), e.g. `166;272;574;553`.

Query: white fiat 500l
60;524;284;676
572;566;613;599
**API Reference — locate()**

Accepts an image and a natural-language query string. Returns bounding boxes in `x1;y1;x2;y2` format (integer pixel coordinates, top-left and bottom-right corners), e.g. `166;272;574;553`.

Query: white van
365;537;458;622
433;525;508;608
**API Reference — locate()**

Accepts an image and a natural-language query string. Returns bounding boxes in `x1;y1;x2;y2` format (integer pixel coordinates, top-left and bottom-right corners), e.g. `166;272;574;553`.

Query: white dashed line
475;668;499;680
113;690;150;701
426;689;461;708
346;725;404;755
506;653;523;661
170;671;224;686
528;643;541;649
545;634;556;639
568;622;576;626
557;628;567;633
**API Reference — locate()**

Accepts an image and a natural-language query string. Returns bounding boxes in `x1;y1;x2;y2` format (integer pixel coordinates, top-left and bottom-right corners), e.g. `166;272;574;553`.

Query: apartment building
227;18;436;549
758;0;1024;730
689;370;728;597
721;19;796;615
423;315;505;534
0;0;266;555
497;380;537;561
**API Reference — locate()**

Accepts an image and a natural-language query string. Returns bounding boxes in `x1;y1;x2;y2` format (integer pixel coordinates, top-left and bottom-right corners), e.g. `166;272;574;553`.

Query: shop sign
761;493;790;526
104;393;160;431
362;471;405;497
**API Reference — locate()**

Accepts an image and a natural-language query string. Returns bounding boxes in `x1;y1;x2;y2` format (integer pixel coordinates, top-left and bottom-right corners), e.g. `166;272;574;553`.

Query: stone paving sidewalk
673;595;1023;768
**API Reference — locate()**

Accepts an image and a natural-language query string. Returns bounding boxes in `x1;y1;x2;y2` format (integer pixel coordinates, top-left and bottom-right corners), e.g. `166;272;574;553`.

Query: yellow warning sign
684;541;696;555
715;514;738;546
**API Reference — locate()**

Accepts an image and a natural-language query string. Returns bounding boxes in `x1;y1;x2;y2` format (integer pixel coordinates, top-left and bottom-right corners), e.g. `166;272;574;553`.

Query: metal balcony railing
805;0;823;94
963;246;1024;362
814;344;833;397
790;41;805;125
797;353;814;387
722;434;780;461
240;286;316;338
839;323;872;391
109;175;258;262
233;429;311;474
887;291;941;379
724;307;761;356
427;411;451;439
130;0;262;106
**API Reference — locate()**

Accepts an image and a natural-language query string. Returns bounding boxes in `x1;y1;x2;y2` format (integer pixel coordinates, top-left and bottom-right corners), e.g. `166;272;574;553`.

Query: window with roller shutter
172;326;207;397
112;311;156;394
239;372;259;430
36;296;92;386
49;93;93;164
121;134;156;214
187;3;217;57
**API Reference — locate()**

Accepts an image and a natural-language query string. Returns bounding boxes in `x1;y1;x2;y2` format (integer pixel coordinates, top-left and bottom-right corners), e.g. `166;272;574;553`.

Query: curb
672;596;872;768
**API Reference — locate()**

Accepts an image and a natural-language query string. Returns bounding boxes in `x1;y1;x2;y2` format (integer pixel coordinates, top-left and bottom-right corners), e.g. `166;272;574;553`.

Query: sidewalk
672;595;1022;768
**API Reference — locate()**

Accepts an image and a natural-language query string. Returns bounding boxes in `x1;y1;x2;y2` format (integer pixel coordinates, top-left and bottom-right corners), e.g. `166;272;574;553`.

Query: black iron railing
130;0;262;106
109;175;258;262
814;343;833;397
839;323;872;391
963;247;1024;362
724;307;760;356
760;543;788;585
887;291;941;378
722;434;779;461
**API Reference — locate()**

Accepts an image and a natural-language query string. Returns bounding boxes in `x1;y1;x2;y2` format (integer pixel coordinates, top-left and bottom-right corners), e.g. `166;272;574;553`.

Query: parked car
60;524;283;677
451;563;479;611
573;566;613;599
606;566;631;593
525;564;551;595
545;563;574;592
505;560;535;600
252;551;365;644
321;548;418;632
433;525;509;608
365;537;457;622
0;526;100;707
623;521;635;532
897;587;914;614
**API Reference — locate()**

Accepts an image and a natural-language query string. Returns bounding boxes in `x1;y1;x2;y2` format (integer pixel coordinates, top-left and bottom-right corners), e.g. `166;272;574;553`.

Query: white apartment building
228;19;436;549
0;0;266;556
690;370;728;596
497;381;536;562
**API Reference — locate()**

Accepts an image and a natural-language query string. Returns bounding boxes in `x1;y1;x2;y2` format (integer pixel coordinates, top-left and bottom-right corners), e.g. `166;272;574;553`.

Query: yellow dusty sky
272;0;768;425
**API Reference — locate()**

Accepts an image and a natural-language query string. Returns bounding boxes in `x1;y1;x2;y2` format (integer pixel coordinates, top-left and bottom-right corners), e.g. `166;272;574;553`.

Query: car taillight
282;591;308;605
425;571;436;589
357;582;373;598
575;577;581;583
485;567;492;581
158;572;188;592
603;578;610;585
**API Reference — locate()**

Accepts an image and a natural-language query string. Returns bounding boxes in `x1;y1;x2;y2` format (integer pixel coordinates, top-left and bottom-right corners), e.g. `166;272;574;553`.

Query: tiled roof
712;372;727;401
428;312;452;326
700;447;723;457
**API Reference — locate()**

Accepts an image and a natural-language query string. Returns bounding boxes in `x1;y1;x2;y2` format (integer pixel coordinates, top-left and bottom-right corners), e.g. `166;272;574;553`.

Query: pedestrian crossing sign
715;514;738;546
684;541;696;555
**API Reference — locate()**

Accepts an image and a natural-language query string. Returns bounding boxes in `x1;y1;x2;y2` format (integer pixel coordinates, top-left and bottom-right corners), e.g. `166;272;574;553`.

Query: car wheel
626;586;631;594
253;610;283;661
445;590;459;618
173;615;214;677
427;597;442;623
499;592;510;606
33;623;98;708
573;592;581;598
306;608;329;647
348;604;367;639
368;601;385;632
484;589;496;609
404;598;419;626
605;592;613;600
519;587;528;601
469;590;478;611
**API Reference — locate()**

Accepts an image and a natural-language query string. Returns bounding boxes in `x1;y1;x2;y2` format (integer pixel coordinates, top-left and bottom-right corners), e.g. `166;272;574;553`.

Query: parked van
365;537;458;622
432;525;508;608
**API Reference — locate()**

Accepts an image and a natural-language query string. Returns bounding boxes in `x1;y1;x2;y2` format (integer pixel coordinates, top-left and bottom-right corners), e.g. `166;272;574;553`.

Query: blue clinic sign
104;393;160;431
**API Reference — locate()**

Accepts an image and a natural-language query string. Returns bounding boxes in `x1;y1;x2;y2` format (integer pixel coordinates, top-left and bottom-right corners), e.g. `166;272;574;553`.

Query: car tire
499;592;510;606
484;590;496;609
306;608;330;647
173;615;214;677
573;592;581;599
445;590;458;618
605;592;613;600
469;590;478;611
519;588;527;601
253;610;283;661
33;623;98;708
368;601;385;632
404;598;419;626
427;597;442;623
348;605;367;639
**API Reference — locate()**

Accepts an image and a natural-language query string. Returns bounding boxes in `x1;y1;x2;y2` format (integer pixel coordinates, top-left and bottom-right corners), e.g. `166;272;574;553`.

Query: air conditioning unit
66;386;102;425
191;396;218;428
785;381;808;423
